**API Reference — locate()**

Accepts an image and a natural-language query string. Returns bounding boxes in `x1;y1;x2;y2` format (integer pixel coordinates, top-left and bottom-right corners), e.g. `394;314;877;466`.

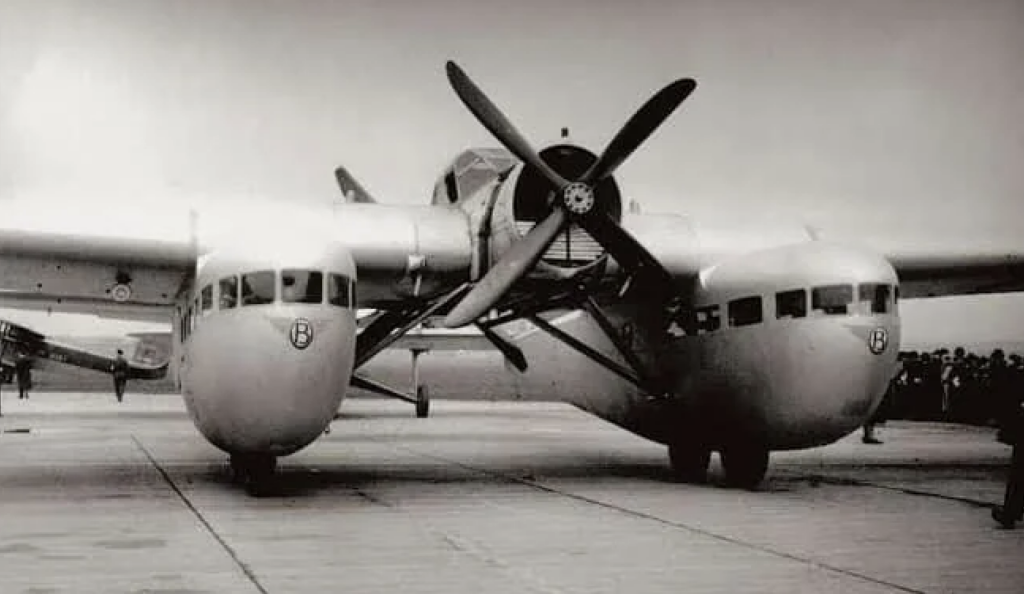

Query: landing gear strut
719;445;769;490
668;442;711;484
230;454;278;496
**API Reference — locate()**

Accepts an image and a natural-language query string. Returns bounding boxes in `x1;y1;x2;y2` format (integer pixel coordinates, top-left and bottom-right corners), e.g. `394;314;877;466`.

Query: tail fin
334;166;378;204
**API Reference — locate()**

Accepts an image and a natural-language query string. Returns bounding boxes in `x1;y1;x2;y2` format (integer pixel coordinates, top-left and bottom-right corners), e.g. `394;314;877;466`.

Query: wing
0;226;195;322
34;339;169;380
888;250;1024;299
822;229;1024;299
388;328;494;352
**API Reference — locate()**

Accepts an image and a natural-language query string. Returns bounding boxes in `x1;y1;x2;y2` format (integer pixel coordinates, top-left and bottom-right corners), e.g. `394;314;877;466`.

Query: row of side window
678;283;897;336
179;270;355;342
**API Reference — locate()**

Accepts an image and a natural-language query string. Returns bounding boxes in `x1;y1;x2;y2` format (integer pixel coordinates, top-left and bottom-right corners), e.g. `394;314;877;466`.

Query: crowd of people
864;346;1024;528
878;347;1024;427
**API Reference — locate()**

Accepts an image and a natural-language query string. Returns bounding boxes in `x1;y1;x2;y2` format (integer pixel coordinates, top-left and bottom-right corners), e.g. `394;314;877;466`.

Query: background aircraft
1;59;1023;496
0;318;167;387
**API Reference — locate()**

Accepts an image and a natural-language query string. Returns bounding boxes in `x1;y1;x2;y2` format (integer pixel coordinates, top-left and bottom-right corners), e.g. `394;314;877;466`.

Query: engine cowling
487;144;623;280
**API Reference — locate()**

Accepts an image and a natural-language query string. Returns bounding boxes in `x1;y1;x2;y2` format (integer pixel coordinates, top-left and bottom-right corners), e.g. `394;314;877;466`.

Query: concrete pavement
0;393;1021;593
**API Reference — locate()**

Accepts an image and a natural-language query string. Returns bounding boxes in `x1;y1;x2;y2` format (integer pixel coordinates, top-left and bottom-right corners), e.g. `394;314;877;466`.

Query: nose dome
180;234;358;456
183;310;356;455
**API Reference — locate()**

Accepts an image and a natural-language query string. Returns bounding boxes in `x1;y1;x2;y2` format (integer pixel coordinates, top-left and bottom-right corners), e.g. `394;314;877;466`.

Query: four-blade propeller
442;61;696;328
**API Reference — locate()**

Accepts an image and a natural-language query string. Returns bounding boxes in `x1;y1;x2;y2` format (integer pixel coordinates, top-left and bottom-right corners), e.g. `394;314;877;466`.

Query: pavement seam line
348;458;571;594
785;471;997;508
130;435;270;594
397;444;928;594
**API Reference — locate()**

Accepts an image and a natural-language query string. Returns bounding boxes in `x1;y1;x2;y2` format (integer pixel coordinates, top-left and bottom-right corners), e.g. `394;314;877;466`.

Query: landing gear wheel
668;442;711;484
229;455;246;485
720;446;769;490
415;385;430;419
230;454;278;496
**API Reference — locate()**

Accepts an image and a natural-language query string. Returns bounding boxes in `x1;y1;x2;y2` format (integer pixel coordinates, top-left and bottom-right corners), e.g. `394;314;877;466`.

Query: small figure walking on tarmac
15;351;32;400
992;397;1024;528
112;349;129;403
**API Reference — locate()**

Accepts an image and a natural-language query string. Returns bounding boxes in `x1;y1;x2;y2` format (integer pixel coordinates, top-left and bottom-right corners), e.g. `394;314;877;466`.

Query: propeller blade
443;209;568;327
582;79;696;185
579;211;676;293
446;61;570;191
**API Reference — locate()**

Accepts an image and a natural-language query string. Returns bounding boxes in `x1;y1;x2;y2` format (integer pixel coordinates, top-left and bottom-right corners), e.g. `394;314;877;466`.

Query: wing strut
474;323;528;372
520;306;668;398
351;282;523;418
581;297;663;394
354;283;471;369
350;374;417;404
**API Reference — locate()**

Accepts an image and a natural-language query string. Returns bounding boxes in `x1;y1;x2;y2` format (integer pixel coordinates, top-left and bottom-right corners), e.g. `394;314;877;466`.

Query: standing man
0;366;8;417
15;351;32;400
112;349;129;403
993;395;1024;528
863;354;904;444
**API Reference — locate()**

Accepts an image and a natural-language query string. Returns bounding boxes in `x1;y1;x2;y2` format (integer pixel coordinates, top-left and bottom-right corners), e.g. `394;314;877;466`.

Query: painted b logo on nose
289;318;313;350
868;328;888;355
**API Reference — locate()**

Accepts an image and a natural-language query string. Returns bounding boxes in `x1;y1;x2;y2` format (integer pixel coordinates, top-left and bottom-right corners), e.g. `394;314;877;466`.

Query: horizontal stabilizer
334;166;378;204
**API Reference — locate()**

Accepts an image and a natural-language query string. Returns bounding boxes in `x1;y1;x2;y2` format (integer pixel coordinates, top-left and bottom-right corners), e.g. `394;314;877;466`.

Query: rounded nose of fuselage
181;305;356;456
731;315;900;449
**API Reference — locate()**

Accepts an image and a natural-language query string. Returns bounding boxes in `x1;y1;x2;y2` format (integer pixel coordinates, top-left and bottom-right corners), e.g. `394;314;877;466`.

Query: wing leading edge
887;250;1024;299
0;228;195;322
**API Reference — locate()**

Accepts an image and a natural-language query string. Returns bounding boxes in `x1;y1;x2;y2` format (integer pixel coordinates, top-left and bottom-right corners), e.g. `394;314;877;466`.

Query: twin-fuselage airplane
2;62;1022;494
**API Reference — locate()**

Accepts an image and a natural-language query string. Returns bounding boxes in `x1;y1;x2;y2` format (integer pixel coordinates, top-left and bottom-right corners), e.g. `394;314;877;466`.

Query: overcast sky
1;0;1023;343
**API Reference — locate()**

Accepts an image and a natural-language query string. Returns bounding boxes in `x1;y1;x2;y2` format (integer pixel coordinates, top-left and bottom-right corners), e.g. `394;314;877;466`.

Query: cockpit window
281;269;324;304
444;171;459;204
728;296;763;327
241;271;275;306
858;283;892;314
694;305;721;334
200;285;214;315
776;289;807;319
812;284;853;315
219;276;238;309
328;273;353;308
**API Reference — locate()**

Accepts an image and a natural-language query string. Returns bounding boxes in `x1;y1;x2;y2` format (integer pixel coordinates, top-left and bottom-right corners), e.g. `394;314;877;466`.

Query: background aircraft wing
0;228;195;322
1;319;170;380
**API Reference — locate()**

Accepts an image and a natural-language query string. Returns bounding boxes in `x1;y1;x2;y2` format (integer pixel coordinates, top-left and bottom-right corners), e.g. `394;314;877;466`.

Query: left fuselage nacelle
175;240;358;456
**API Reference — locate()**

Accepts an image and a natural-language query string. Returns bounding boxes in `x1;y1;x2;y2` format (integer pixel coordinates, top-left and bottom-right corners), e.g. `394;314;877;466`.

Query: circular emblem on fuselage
868;327;888;355
289;318;314;350
110;283;132;303
562;182;596;215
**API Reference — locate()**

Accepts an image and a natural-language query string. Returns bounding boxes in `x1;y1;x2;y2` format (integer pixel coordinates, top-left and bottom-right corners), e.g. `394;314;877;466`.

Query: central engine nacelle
487;144;622;279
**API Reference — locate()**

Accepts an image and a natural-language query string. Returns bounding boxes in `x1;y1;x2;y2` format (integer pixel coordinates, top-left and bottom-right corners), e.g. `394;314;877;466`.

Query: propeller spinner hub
562;182;596;215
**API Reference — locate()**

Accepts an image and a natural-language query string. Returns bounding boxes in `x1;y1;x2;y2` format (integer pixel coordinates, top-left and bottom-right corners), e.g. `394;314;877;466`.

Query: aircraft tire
719;445;769;490
229;456;246;485
231;454;278;496
668;442;711;484
415;385;430;419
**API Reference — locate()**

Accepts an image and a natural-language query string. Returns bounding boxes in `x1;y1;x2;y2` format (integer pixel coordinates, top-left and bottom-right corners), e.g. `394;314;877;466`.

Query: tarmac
0;392;1022;594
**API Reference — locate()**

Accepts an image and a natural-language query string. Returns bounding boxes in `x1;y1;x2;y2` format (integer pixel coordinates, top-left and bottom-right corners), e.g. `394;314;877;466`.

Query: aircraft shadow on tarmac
0;455;1007;504
184;457;962;498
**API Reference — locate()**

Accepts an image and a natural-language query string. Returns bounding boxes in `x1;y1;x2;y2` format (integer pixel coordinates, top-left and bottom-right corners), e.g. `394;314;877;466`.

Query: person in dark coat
15;352;32;400
993;397;1024;528
112;349;129;403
